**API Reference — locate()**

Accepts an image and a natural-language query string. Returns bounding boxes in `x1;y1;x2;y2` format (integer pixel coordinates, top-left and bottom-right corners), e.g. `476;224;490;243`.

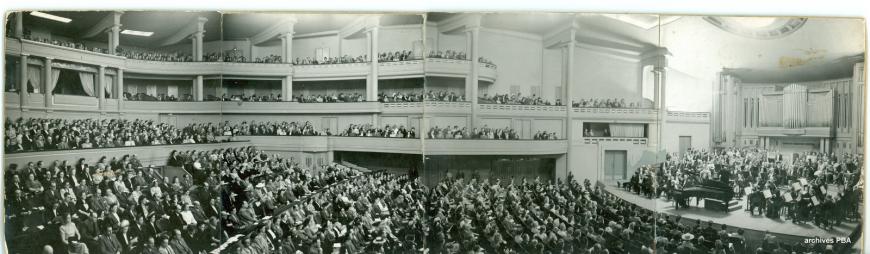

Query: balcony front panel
103;98;119;111
581;137;649;146
424;139;568;155
378;60;424;79
666;111;711;124
123;101;221;114
572;107;658;122
422;101;473;115
4;92;20;109
52;94;99;111
425;58;471;77
293;63;370;81
220;101;381;114
3;141;240;169
19;39;125;67
381;102;424;115
125;60;222;76
5;38;22;55
479;62;498;82
234;136;330;152
223;62;292;76
329;136;423;154
478;104;567;118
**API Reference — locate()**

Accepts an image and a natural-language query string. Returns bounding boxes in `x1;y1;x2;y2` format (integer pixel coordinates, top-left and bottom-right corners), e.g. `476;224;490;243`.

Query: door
604;150;628;181
679;136;692;155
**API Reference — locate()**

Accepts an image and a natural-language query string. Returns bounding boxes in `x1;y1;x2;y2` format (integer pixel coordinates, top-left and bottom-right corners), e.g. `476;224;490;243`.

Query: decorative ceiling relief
704;17;808;39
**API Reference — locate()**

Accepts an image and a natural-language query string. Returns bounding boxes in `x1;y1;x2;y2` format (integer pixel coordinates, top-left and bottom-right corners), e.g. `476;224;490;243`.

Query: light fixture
30;11;72;23
121;29;154;37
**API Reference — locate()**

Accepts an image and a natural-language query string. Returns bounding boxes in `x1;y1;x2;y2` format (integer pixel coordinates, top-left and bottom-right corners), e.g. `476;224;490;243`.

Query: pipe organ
713;62;864;154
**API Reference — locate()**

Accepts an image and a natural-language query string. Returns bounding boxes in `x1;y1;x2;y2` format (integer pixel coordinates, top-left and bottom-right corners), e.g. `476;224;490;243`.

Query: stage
604;184;861;239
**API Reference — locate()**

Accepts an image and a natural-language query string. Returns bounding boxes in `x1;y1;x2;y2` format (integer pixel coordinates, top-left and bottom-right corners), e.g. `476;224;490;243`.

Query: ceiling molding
81;11;123;39
157;16;209;47
436;13;482;34
480;27;542;42
249;16;298;45
339;15;380;39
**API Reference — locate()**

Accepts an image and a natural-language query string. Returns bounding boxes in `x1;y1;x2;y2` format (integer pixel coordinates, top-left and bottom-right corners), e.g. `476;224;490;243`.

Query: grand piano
673;179;735;212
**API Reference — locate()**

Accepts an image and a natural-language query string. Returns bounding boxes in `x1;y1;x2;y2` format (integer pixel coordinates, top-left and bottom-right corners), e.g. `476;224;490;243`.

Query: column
655;66;668;150
97;65;106;110
43;57;53;108
15;12;23;38
565;31;577;178
194;75;204;101
116;69;124;111
19;54;29;109
191;37;198;61
468;27;480;128
280;32;293;63
282;75;293;101
366;27;379;101
108;25;121;55
194;32;204;61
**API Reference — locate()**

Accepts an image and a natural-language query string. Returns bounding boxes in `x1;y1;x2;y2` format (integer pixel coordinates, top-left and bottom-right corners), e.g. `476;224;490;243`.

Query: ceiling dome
704;17;808;39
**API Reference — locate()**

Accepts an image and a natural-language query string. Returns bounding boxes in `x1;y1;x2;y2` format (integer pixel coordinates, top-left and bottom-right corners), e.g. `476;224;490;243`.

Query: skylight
121;29;154;37
30;11;72;23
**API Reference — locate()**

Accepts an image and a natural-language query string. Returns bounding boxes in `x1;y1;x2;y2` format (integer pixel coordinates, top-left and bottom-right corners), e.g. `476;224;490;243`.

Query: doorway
604;150;628;181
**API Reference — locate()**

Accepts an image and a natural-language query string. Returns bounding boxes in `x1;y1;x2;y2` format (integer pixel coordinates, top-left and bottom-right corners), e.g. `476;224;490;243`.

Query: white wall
478;29;544;97
378;26;423;54
662;121;711;152
293;35;340;60
573;48;641;101
341;37;367;58
542;48;564;101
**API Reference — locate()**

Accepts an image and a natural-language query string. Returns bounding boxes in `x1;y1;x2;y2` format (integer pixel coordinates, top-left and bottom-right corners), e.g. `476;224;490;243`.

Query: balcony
14;38;126;67
425;58;497;83
572;107;658;122
329;136;422;154
125;60;222;76
220;101;381;114
381;102;424;115
424;101;473;115
582;137;648;145
223;62;292;77
123;101;221;114
424;139;568;155
478;103;566;118
2;141;239;169
666;111;711;124
293;62;370;81
52;94;99;112
378;60;424;79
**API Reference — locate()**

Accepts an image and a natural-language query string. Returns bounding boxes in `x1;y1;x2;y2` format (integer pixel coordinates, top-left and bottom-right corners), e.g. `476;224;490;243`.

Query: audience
5;150;225;254
338;124;416;138
116;47;195;62
224;54;283;63
573;98;648;109
427;125;558;140
23;34;110;55
428;50;495;67
424;90;465;102
221;93;283;102
479;93;559;106
378;50;418;62
378;92;424;103
124;92;195;102
293;55;367;65
4;117;220;153
220;121;327;137
295;93;365;103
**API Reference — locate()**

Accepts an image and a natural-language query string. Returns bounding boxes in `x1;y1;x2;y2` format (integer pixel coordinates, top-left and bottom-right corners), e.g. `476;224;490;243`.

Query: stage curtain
27;66;42;93
78;72;95;97
609;123;644;137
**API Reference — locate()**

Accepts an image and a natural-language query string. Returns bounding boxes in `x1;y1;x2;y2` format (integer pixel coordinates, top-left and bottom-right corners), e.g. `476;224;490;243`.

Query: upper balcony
572;107;659;122
378;60;424;79
124;101;222;114
220;101;382;114
424;58;497;83
666;111;711;124
223;62;292;77
478;103;566;118
9;38;126;67
292;62;370;81
125;60;222;76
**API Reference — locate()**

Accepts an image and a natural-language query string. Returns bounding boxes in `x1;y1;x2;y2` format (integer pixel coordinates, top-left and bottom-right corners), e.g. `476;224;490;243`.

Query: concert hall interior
2;11;866;254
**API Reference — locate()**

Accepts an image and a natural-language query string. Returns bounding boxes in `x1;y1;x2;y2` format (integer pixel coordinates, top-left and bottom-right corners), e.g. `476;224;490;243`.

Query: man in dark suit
169;230;194;254
79;211;102;251
97;225;122;254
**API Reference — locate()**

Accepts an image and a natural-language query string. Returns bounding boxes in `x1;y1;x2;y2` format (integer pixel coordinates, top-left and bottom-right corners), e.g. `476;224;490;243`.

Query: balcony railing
583;137;648;145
